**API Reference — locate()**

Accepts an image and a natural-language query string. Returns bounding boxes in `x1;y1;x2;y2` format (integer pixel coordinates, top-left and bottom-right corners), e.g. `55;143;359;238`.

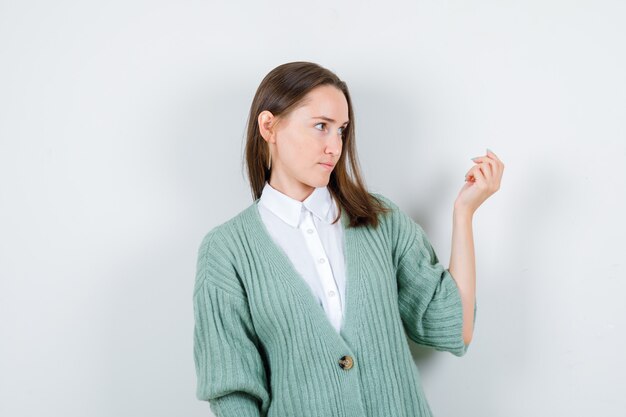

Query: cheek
289;140;309;159
292;133;320;157
278;129;326;166
279;134;310;161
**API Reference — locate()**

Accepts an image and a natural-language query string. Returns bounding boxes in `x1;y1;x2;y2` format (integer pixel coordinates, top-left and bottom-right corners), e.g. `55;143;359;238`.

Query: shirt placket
299;207;343;331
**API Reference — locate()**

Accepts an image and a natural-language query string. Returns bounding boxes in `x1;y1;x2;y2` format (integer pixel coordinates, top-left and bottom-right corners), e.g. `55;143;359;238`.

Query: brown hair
244;61;390;228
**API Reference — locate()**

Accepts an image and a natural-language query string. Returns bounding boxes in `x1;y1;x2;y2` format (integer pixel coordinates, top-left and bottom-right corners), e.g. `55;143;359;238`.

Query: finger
486;149;504;170
479;153;499;167
466;165;482;182
472;155;500;174
476;160;500;190
469;157;494;180
472;164;487;184
481;158;495;180
486;148;499;159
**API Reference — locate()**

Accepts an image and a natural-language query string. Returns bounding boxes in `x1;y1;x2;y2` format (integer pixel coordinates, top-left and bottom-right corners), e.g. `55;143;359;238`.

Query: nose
325;133;342;156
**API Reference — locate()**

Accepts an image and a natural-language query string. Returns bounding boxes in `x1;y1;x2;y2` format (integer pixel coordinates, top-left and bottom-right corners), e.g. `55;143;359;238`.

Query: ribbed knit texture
193;192;478;417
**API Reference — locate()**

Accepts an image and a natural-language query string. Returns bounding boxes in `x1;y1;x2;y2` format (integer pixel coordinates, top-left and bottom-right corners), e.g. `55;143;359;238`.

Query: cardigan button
338;355;353;370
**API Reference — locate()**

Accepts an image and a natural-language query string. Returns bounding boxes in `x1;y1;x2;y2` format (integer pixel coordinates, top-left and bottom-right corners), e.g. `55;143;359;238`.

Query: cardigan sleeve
373;193;478;357
193;228;271;417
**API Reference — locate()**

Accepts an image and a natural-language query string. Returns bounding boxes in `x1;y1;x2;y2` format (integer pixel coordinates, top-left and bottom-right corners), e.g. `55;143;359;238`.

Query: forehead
294;85;349;120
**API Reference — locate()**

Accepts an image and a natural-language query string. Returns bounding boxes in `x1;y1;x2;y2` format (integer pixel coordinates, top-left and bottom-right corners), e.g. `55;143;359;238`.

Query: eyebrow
312;116;350;125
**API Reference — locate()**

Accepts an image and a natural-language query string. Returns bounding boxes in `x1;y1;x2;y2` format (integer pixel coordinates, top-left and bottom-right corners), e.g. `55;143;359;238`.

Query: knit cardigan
193;192;478;417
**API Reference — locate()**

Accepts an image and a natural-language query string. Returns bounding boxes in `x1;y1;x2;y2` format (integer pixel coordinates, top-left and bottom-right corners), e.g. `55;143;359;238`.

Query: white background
1;1;624;416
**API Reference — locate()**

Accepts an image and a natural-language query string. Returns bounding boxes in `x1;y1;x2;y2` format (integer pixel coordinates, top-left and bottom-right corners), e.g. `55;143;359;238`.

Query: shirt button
318;258;325;264
328;290;335;297
307;229;314;234
338;355;354;370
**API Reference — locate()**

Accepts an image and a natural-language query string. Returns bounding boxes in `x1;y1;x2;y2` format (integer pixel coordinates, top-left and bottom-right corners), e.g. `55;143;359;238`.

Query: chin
304;177;330;189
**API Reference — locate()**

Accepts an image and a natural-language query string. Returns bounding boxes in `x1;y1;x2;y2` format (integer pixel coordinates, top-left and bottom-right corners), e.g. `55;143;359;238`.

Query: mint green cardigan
193;192;477;417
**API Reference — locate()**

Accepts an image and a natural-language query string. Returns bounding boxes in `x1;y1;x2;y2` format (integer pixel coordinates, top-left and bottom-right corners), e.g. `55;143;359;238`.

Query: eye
315;123;346;138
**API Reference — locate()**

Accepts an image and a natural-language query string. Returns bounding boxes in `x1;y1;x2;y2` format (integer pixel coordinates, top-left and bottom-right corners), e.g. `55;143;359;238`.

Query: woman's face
259;84;349;200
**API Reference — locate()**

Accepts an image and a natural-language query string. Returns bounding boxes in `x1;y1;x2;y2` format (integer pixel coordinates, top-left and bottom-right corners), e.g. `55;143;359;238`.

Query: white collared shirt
257;181;347;333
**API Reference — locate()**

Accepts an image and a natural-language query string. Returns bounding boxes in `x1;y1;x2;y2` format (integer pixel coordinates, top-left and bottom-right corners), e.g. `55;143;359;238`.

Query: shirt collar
259;181;335;228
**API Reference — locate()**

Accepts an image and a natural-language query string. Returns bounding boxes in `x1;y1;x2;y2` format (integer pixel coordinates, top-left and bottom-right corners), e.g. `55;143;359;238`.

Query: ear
258;110;278;143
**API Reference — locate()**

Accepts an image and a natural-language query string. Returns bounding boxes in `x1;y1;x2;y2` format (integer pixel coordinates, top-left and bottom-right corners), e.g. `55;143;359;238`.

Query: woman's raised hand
454;148;504;215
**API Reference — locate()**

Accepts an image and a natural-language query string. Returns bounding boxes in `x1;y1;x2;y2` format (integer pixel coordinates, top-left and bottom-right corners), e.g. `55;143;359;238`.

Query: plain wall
1;1;624;416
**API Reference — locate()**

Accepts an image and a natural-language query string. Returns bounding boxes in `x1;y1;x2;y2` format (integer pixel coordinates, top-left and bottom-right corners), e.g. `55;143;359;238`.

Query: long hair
244;61;390;228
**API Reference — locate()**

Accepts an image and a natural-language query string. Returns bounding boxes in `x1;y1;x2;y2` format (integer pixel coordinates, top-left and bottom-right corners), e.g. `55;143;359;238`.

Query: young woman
193;61;504;417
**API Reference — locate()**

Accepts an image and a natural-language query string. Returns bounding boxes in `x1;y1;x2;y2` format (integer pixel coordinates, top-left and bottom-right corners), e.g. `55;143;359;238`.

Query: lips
320;162;335;168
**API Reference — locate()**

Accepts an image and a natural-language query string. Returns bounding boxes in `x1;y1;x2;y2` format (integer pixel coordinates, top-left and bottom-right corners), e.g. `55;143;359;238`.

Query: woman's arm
448;208;476;345
449;148;505;346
